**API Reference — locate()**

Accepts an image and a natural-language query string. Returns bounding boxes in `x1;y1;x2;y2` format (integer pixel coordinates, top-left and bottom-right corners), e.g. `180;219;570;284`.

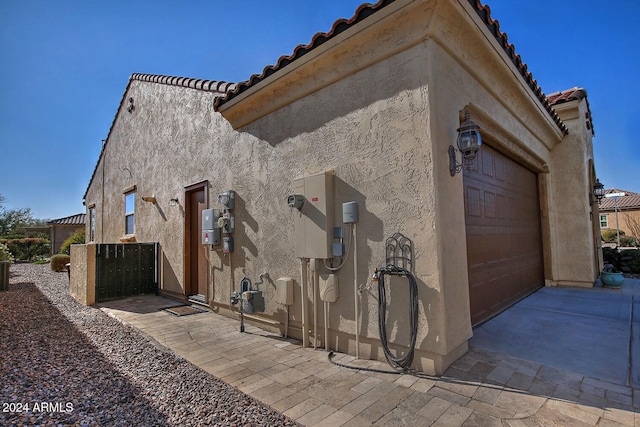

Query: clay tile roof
47;213;86;226
213;0;395;110
599;189;640;211
547;87;594;135
214;0;569;135
131;73;236;93
467;0;567;135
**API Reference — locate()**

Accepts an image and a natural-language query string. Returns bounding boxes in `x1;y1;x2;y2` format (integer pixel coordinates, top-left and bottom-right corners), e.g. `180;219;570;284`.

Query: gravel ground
0;263;298;427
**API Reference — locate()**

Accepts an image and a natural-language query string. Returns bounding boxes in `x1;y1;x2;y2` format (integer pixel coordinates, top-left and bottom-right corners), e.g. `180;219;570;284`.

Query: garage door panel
465;144;544;326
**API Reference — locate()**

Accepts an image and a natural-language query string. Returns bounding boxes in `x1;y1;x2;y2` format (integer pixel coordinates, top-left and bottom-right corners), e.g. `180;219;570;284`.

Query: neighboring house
75;0;601;374
599;189;640;242
48;214;85;254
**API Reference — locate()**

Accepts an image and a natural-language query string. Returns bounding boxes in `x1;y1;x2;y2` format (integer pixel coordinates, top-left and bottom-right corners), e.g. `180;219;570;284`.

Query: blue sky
0;0;638;220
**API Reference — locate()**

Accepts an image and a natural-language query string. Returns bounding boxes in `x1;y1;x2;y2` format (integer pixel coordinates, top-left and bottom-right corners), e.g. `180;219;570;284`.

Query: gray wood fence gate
95;243;158;302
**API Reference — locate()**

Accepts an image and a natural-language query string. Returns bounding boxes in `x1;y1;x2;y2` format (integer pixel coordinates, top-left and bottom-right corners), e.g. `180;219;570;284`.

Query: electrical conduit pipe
299;258;309;348
353;222;359;359
311;258;319;350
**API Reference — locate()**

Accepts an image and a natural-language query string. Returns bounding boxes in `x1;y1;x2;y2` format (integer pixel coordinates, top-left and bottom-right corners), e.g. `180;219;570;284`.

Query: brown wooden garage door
464;144;544;326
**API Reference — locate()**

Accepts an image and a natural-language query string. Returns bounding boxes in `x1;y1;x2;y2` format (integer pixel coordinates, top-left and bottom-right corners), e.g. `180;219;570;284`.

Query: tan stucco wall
546;100;598;286
84;0;597;373
70;243;95;305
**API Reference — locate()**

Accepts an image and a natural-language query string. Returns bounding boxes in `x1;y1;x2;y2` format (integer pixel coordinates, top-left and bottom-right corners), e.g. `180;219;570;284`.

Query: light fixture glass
450;111;482;176
169;197;178;207
457;112;482;160
593;179;605;204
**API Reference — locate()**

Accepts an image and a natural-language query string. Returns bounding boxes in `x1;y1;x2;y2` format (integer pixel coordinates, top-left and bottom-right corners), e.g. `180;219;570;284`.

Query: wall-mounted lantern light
450;111;482;176
592;179;605;205
169;197;179;207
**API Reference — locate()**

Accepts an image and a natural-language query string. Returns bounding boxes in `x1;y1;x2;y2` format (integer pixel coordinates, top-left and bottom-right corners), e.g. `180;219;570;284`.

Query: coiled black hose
378;265;419;370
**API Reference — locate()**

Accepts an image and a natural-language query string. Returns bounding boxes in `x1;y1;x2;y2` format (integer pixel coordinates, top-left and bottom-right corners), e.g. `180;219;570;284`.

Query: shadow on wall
161;251;181;295
333;176;388;347
333;176;440;359
238;52;427;146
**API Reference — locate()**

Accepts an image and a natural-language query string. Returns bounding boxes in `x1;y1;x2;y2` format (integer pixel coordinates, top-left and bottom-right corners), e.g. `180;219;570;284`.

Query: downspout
353;222;359;359
324;300;329;351
311;258;319;350
299;258;309;347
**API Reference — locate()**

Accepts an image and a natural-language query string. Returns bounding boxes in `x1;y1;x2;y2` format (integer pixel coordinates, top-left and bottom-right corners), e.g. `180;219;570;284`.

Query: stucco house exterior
74;0;602;374
599;189;640;243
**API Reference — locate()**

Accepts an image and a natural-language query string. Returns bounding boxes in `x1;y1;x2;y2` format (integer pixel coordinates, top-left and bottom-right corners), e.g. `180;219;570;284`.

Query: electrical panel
275;277;294;305
202;209;220;245
202;209;218;230
342;201;359;224
202;229;220;245
319;273;339;302
292;171;334;259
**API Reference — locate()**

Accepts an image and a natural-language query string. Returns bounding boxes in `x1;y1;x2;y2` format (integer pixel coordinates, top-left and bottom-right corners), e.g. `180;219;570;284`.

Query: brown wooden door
464;144;544;325
185;185;208;298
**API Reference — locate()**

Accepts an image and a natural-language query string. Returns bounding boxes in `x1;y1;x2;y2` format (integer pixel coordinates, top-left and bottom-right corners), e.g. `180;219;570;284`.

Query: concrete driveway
470;278;639;390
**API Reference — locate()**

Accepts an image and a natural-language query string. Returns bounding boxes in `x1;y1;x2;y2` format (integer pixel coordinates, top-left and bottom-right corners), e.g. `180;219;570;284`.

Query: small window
600;214;608;228
89;206;96;242
125;192;135;235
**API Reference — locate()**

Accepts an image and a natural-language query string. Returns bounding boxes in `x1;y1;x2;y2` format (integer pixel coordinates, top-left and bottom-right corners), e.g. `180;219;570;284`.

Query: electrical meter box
202;209;220;245
242;290;265;314
342;201;359;224
202;228;220;245
319;273;339;303
275;277;294;305
293;171;334;258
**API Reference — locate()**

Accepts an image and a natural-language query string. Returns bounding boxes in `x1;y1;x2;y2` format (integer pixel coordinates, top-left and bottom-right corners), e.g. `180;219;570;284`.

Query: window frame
125;191;135;235
599;214;608;228
88;205;96;242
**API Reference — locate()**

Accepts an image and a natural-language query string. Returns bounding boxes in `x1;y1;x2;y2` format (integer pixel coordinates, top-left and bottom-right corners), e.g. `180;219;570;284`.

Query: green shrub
0;238;50;261
50;254;70;272
59;228;85;255
0;242;14;263
620;235;639;247
603;247;640;274
601;229;624;243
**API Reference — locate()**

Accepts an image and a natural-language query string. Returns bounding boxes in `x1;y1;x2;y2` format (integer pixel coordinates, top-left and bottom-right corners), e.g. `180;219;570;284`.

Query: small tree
623;212;640;241
601;228;624;243
60;228;85;255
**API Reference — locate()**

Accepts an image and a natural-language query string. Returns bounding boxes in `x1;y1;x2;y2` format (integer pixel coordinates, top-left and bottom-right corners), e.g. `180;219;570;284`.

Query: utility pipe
324;301;329;351
299;258;309;348
229;254;234;312
284;305;290;339
311;258;319;350
353;222;359;359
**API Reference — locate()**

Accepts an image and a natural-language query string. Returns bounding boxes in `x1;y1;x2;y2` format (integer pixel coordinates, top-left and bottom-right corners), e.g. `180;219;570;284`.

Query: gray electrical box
287;194;304;210
342;201;359;224
202;209;219;230
218;190;235;210
202;228;220;245
242;290;265;314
